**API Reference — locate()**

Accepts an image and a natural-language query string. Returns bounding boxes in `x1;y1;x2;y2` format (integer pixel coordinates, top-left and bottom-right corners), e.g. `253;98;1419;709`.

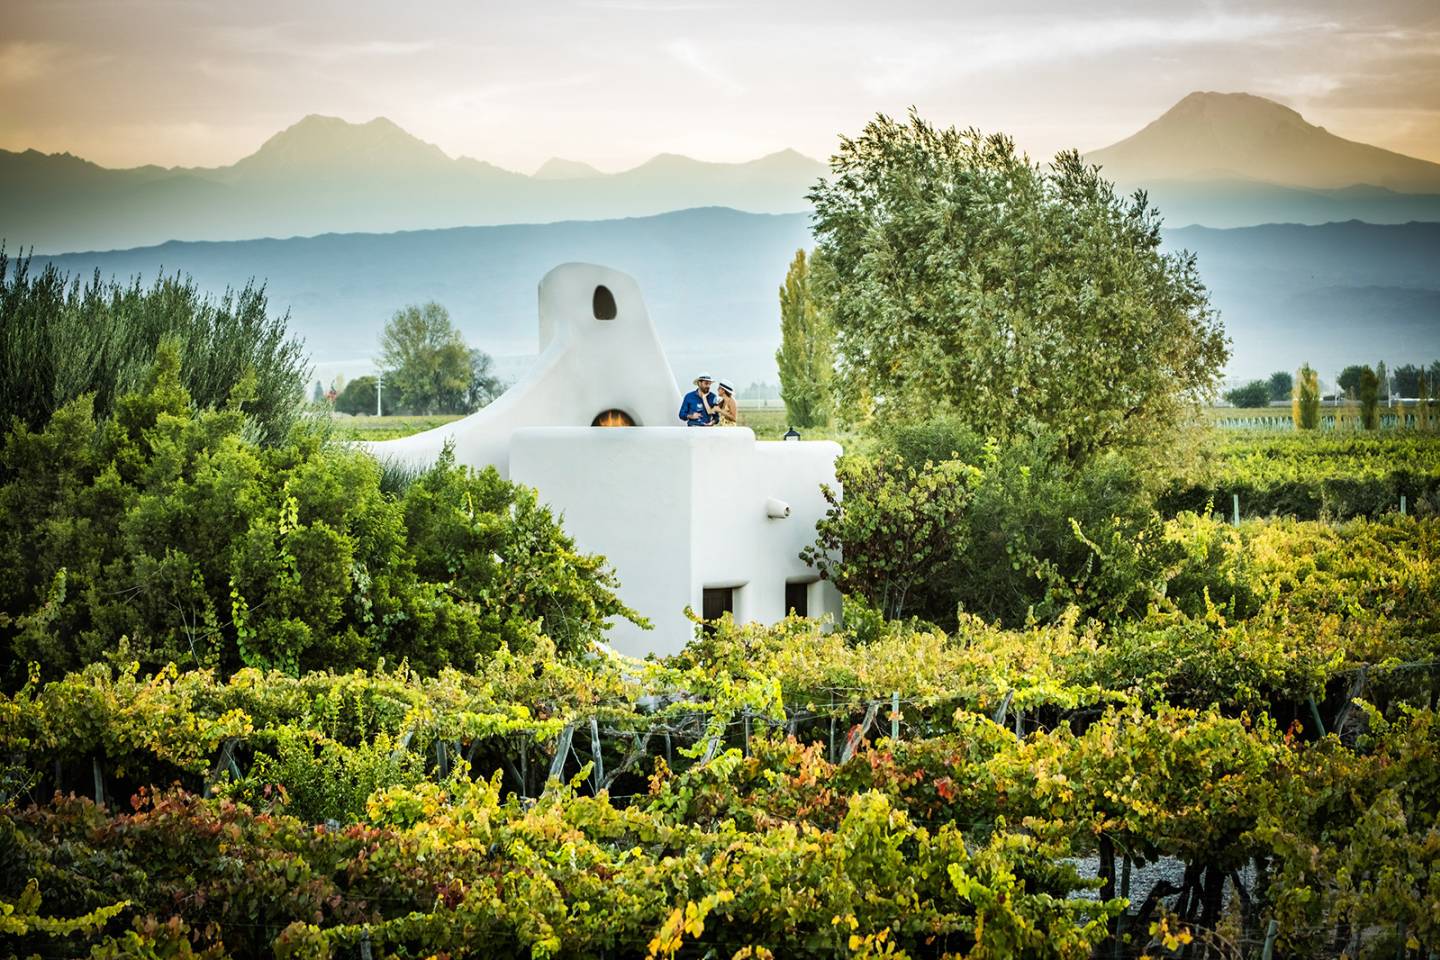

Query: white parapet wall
511;426;843;657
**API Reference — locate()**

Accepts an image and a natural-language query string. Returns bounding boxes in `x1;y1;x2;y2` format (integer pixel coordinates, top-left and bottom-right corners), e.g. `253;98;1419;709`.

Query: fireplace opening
591;409;636;427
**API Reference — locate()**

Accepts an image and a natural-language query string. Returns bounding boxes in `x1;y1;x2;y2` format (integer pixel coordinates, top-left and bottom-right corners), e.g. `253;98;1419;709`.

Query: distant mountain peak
1088;91;1440;194
1148;91;1311;136
533;157;605;180
231;114;452;176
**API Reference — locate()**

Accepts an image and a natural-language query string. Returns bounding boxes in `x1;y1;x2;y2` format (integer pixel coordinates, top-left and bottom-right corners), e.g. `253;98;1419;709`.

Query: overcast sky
3;0;1436;172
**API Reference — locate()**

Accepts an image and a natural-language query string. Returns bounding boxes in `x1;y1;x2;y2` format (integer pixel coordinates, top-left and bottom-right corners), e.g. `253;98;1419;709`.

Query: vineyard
3;490;1438;958
1161;431;1440;521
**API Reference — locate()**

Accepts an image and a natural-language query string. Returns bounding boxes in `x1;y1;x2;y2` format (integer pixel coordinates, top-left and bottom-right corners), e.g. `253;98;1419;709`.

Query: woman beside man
678;374;739;427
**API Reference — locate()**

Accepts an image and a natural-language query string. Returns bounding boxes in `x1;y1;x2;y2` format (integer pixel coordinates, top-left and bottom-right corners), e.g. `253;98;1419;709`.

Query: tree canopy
379;302;503;415
1224;380;1271;408
335;375;396;416
1338;365;1368;398
775;249;835;429
808;110;1228;466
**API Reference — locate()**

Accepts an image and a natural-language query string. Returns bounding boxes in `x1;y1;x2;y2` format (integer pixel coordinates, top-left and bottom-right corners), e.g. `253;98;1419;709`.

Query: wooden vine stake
588;715;604;794
543;723;576;795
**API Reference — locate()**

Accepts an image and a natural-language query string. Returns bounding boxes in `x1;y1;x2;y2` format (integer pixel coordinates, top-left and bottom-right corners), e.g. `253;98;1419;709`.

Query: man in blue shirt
679;374;718;426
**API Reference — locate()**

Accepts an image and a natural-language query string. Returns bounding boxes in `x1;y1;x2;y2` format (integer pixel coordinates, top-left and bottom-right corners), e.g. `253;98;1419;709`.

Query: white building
366;263;842;657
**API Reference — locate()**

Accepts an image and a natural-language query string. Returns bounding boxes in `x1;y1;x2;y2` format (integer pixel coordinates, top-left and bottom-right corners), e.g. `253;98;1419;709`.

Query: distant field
332;405;1440;446
329;414;464;441
330;407;815;442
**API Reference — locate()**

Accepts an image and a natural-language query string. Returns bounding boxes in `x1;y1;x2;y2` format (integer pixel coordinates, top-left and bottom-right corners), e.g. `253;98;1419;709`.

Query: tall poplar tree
1293;363;1321;430
775;248;836;428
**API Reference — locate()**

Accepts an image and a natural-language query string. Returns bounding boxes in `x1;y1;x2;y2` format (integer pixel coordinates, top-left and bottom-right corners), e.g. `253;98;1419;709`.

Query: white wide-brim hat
717;379;735;394
694;373;714;383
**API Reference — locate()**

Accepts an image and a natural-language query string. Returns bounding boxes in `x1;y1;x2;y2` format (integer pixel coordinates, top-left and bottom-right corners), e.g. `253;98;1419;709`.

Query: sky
2;0;1437;172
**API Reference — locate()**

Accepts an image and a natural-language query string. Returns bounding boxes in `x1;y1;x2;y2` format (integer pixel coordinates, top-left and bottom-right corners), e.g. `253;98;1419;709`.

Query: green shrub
219;726;429;824
0;249;306;446
807;431;1169;628
0;347;638;688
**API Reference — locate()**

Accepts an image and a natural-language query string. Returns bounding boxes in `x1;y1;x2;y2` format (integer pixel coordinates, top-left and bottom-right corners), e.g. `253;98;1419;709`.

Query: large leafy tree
380;302;499;415
1338;365;1367;398
1392;362;1440;399
1224;380;1270;408
775;248;835;428
464;349;506;412
808;110;1228;466
334;375;396;416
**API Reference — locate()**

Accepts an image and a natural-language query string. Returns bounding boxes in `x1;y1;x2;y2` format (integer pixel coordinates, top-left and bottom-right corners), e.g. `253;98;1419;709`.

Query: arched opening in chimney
593;285;617;320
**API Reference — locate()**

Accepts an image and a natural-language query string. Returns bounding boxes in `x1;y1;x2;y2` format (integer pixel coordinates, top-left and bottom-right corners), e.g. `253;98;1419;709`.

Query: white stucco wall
511;427;842;657
365;263;681;477
361;262;842;658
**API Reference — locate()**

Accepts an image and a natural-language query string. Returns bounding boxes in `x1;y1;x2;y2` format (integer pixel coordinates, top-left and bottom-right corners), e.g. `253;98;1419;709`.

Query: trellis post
544;723;575;793
890;691;900;741
588;715;604;793
828;692;837;762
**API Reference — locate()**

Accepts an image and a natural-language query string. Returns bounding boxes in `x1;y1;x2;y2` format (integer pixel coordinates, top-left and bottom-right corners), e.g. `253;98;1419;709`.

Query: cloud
215;25;439;65
0;40;63;86
857;12;1300;96
664;38;744;95
583;0;728;9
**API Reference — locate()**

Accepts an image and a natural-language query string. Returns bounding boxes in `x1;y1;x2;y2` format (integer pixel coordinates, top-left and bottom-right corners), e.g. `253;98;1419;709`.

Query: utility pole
376;373;383;417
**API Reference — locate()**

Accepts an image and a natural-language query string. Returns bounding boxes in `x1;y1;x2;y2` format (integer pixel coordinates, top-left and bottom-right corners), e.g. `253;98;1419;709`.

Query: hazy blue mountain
0;115;826;253
27;209;1439;386
1165;220;1440;378
30;208;814;383
1125;179;1440;228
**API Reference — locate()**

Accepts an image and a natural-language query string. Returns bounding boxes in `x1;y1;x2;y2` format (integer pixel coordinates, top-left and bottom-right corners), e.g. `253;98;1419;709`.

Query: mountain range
7;92;1440;253
1;117;825;253
28;208;1440;385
